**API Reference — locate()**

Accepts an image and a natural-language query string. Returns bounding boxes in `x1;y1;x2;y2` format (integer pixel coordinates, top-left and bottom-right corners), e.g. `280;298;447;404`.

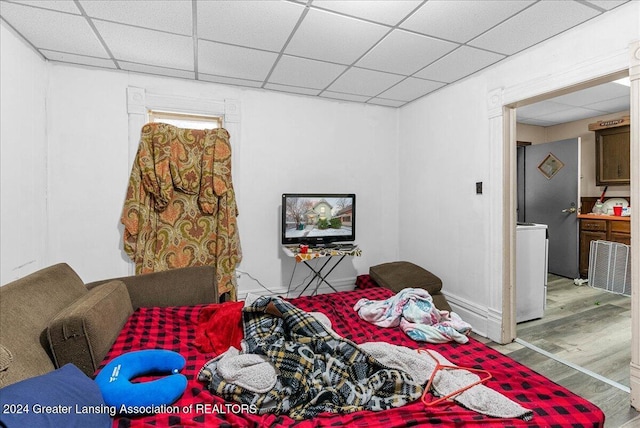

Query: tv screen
281;193;356;246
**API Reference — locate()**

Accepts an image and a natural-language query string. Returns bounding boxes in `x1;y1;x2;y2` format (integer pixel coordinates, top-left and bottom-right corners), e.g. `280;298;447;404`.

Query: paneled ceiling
0;0;632;116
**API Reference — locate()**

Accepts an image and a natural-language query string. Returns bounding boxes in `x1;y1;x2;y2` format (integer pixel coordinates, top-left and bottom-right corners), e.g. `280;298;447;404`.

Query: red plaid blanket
101;280;604;427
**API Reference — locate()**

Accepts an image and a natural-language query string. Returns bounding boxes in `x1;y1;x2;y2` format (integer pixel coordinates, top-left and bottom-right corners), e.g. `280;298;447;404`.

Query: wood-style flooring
472;274;639;427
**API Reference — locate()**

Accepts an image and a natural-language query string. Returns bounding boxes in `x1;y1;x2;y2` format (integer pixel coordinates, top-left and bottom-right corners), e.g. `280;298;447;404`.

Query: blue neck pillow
95;350;187;411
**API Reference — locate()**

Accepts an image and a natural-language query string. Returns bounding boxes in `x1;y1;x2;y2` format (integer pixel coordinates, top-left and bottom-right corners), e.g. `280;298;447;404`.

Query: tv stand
281;245;361;297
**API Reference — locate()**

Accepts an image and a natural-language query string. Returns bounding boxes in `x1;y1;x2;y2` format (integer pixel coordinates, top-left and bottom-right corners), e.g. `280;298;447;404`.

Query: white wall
0;23;48;284
398;2;639;337
1;54;400;292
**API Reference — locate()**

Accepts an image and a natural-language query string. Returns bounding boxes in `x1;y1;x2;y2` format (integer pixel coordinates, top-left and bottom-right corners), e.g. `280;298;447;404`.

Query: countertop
577;213;630;221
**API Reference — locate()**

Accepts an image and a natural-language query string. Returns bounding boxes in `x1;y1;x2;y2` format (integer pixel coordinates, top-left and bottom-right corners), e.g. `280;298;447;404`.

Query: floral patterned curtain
121;122;242;300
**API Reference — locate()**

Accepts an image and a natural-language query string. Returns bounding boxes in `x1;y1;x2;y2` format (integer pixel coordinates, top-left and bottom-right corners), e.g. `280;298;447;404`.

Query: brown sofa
0;263;218;388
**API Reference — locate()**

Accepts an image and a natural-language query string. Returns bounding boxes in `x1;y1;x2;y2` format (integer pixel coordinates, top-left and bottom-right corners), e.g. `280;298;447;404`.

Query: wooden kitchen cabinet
590;117;630;186
578;215;631;277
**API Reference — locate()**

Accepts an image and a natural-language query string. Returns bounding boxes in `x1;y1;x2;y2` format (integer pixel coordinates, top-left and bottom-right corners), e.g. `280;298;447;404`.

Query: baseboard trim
443;292;506;342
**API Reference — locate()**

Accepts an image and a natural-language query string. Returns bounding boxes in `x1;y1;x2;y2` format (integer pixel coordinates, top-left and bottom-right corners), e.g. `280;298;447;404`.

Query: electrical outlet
476;182;483;194
235;271;242;279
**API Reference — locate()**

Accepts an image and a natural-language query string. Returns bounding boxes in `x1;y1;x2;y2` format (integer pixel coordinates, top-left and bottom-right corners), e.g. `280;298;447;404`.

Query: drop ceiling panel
94;20;193;70
326;67;405;97
414;46;504;83
368;98;405;108
377;77;445;102
518;117;558;126
200;74;263;88
0;0;632;112
197;0;304;51
517;100;575;119
1;2;107;57
584;0;629;10
401;0;535;44
41;49;116;69
320;91;371;103
284;8;389;65
584;96;630;113
533;106;608;124
80;0;192;36
119;61;195;79
312;0;421;26
198;40;277;81
5;0;80;14
550;82;630;106
268;55;347;89
356;29;457;75
264;83;322;96
469;0;600;55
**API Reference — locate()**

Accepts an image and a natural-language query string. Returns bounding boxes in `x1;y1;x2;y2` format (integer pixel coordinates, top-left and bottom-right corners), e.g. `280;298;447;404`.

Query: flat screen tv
281;193;356;246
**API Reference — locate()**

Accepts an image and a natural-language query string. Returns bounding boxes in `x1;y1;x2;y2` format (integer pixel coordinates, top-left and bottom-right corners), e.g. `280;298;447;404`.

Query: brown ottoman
369;261;452;312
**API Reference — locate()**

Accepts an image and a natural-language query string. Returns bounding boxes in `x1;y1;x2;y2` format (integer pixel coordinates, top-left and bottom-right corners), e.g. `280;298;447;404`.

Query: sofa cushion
369;261;451;312
370;261;443;293
47;280;133;377
0;263;88;388
0;363;112;428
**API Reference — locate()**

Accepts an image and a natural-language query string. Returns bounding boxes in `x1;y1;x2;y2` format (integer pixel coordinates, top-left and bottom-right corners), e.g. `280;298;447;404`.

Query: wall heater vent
588;240;631;296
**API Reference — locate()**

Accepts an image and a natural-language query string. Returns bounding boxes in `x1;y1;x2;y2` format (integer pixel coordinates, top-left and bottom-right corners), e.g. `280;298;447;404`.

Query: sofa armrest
47;280;133;377
86;265;218;310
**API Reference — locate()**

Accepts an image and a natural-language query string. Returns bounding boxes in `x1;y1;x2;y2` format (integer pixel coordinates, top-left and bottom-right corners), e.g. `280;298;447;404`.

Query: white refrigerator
516;223;548;323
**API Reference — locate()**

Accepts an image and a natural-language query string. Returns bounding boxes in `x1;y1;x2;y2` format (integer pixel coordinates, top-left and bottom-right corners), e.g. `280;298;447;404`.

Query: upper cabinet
589;116;630;186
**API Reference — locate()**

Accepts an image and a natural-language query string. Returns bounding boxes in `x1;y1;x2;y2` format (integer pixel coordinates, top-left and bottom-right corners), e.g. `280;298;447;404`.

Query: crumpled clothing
199;296;423;420
199;346;277;394
354;288;472;344
359;342;533;421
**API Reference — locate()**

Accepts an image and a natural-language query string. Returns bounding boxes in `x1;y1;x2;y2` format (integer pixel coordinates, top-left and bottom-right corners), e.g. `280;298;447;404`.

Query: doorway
503;71;640;408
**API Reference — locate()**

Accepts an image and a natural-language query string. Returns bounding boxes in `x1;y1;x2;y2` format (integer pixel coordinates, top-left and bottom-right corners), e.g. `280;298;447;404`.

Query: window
148;110;222;130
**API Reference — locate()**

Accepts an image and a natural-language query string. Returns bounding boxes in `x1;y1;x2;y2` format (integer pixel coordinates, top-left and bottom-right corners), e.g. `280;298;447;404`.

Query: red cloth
194;301;244;355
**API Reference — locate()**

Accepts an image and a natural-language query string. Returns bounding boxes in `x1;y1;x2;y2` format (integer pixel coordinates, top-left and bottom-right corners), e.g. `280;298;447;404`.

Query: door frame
492;41;640;408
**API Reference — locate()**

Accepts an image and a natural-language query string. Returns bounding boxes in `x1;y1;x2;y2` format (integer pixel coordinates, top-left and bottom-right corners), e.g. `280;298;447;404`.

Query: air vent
588;240;631;296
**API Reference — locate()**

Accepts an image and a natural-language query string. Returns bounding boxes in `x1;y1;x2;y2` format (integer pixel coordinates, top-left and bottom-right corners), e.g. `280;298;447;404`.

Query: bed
101;276;605;428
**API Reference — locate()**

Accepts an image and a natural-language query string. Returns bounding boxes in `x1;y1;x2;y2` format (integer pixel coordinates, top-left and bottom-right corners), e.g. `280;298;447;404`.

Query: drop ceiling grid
0;0;633;113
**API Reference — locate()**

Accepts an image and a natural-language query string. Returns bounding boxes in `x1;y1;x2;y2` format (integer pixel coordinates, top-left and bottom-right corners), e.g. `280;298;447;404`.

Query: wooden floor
473;274;640;427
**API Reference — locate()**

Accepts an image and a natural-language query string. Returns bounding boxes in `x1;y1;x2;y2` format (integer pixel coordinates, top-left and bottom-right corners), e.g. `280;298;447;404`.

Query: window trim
147;110;223;129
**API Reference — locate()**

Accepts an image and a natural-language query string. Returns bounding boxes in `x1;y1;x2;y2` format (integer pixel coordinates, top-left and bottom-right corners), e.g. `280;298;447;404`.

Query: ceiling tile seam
307;0;427;28
0;15;47;61
260;2;311;89
199;72;263;85
460;0;544;50
73;0;119;70
314;27;395;98
112;59;194;74
2;0;80;15
303;0;513;59
407;46;506;85
264;80;325;92
488;12;605;61
576;0;608;13
87;16;191;38
34;49;115;62
192;0;198;79
314;0;430;98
